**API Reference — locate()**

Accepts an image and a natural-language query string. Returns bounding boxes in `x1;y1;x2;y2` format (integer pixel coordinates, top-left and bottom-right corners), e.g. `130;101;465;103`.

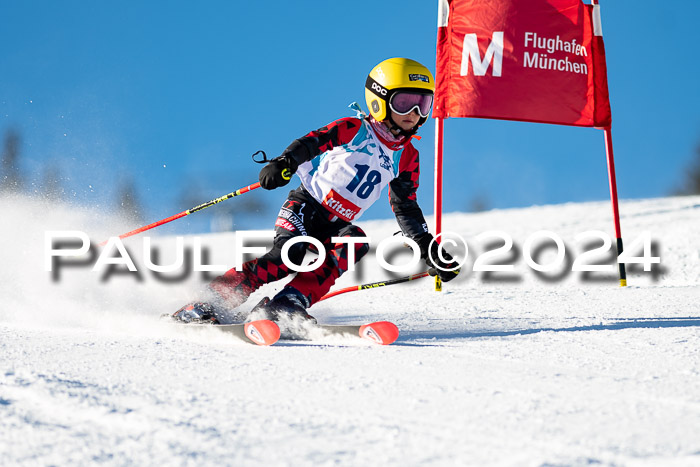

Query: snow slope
1;194;699;466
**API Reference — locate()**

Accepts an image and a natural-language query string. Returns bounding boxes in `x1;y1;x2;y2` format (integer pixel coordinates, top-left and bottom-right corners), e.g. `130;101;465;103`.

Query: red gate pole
433;117;445;291
603;126;627;286
434;117;444;236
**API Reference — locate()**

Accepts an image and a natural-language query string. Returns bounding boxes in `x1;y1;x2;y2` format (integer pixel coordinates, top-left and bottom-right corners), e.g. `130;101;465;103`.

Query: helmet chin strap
386;114;418;138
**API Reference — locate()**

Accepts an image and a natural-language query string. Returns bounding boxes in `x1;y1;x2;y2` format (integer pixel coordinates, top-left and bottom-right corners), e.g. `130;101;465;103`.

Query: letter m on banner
461;31;504;77
433;0;628;286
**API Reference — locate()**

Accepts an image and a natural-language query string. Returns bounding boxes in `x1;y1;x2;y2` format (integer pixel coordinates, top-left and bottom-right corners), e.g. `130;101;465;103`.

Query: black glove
258;156;298;190
416;234;460;282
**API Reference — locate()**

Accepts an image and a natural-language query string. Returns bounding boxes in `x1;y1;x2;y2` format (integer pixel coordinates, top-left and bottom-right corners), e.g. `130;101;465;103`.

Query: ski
164;311;397;346
282;320;400;345
217;320;281;346
166;318;281;346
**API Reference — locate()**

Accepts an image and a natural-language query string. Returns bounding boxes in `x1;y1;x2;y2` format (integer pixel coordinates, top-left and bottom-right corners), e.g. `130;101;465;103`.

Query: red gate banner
434;0;612;127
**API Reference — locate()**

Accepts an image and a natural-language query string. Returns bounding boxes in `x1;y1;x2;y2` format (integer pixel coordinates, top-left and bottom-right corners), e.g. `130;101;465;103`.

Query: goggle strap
365;76;389;99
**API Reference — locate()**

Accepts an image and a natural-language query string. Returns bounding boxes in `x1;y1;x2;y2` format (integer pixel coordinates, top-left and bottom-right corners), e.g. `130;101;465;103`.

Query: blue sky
1;1;698;234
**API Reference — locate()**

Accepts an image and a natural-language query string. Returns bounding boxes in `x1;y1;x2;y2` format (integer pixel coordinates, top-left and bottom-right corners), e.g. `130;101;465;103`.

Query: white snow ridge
1;194;699;466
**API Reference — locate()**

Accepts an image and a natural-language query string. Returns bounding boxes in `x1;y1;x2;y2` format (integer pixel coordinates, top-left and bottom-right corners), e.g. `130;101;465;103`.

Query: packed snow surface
1;194;699;466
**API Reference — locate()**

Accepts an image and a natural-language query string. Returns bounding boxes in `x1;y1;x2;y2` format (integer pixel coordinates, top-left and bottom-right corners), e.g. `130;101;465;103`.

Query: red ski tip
358;321;399;345
244;320;281;346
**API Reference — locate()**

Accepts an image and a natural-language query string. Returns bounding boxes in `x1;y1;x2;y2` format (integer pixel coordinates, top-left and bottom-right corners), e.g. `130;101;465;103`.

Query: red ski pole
318;271;431;302
100;181;261;246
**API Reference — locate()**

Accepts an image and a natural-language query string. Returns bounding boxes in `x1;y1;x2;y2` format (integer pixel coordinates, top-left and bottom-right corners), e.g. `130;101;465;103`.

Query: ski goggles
389;91;433;118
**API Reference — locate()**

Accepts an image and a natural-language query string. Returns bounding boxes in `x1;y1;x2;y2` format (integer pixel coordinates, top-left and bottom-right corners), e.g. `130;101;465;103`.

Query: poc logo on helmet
371;82;387;96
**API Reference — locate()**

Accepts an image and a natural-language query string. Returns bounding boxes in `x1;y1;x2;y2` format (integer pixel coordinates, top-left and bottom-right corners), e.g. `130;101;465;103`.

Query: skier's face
390;109;420;132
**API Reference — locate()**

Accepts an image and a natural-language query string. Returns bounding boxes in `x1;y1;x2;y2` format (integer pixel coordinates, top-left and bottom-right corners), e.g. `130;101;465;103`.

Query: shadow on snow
396;317;700;345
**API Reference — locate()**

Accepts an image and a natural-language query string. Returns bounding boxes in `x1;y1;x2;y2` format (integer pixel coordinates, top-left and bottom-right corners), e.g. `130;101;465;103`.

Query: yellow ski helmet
364;57;435;131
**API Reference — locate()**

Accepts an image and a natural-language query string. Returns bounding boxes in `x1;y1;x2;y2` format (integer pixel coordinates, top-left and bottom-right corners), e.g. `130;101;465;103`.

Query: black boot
250;288;316;324
171;302;221;324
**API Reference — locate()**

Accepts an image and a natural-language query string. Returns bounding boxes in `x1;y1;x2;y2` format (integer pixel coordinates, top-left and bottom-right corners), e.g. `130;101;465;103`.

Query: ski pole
318;271;431;302
100;181;261;246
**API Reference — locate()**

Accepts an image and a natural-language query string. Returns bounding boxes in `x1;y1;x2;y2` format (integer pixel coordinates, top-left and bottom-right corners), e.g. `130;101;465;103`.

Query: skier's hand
258;156;298;190
416;234;460;282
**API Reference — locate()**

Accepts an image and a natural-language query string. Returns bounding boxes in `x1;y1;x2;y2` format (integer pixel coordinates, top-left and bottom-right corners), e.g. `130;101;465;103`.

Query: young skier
175;57;460;324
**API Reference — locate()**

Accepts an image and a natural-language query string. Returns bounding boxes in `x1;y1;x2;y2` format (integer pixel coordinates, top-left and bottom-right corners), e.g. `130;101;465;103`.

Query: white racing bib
296;120;404;222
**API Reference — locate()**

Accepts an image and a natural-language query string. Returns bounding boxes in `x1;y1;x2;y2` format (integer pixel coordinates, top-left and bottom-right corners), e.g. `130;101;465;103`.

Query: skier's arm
389;145;429;239
259;118;363;190
280;117;363;165
390;145;459;282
